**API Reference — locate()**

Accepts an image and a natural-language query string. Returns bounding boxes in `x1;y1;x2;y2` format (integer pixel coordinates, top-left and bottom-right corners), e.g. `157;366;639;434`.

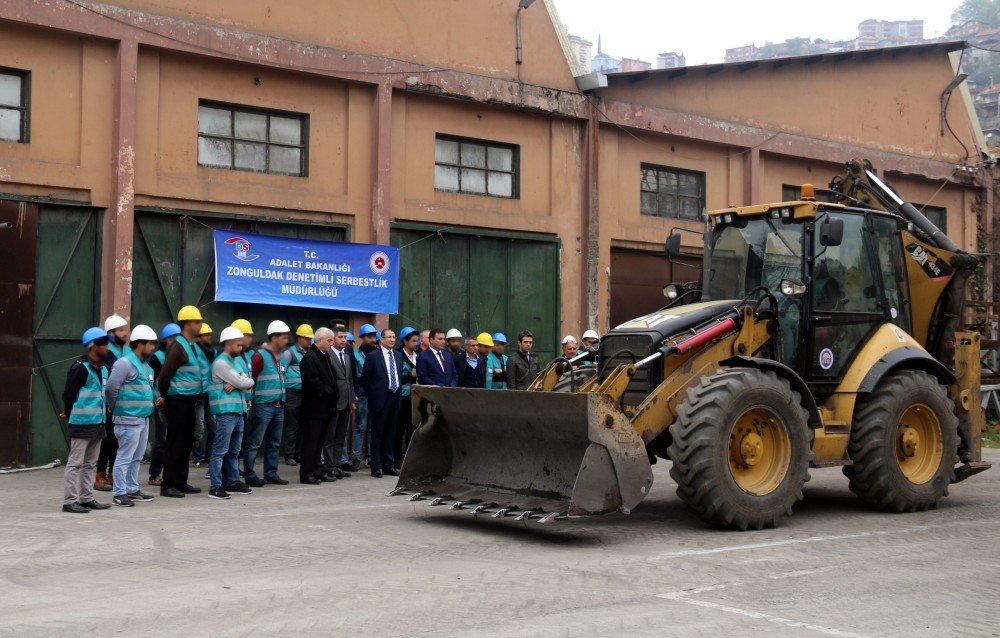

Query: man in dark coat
505;330;541;390
360;329;405;478
297;327;339;484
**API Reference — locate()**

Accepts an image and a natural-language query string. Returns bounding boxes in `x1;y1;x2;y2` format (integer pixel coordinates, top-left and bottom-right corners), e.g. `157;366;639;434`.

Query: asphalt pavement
1;449;998;637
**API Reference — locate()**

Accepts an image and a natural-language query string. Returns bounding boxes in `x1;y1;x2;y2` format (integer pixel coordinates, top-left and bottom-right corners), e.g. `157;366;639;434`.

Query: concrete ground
1;450;998;638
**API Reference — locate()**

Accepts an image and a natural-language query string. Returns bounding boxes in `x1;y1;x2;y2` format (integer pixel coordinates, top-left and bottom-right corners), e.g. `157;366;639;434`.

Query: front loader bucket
390;386;654;522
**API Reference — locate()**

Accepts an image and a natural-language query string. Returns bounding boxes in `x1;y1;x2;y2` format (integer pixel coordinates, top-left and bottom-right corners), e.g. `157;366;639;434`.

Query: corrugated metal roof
604;40;968;83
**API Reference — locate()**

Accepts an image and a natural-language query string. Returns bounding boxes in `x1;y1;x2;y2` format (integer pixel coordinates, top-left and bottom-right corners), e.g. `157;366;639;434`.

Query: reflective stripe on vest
69;362;108;425
208;354;250;415
284;346;305;390
113;349;156;417
253;348;285;403
167;336;207;396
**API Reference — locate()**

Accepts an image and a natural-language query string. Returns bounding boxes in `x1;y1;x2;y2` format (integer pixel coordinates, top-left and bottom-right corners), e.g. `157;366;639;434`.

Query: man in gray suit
323;327;355;480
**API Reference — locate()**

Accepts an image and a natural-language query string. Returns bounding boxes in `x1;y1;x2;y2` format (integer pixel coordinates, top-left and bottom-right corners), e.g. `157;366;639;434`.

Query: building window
781;184;836;203
915;204;947;235
640;164;704;220
0;68;29;143
434;135;519;198
197;101;307;176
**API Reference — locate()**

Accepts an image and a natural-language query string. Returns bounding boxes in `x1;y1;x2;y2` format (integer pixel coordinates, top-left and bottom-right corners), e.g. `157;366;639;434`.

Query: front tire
844;370;958;512
668;368;812;530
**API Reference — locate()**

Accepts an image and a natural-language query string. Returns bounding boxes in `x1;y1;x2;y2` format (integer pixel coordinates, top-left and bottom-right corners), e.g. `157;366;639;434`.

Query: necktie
388;351;398;392
437;350;446;372
340;351;346;369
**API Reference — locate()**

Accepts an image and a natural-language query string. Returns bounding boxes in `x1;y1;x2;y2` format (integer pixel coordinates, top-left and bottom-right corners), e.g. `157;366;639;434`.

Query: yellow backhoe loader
390;159;992;529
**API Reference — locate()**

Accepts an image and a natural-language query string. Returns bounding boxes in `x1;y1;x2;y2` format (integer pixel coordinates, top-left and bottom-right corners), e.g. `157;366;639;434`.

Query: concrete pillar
584;102;601;331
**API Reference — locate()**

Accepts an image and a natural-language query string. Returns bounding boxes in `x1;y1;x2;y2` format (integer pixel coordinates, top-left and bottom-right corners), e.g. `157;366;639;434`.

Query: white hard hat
446;328;463;339
129;324;157;341
582;329;600;340
104;314;128;331
562;335;578;345
267;320;291;335
219;326;244;343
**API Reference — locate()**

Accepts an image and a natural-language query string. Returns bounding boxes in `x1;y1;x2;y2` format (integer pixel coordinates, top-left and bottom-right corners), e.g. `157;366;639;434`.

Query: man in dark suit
297;327;339;484
360;328;405;478
506;329;541;390
455;337;487;389
415;328;458;388
324;327;354;480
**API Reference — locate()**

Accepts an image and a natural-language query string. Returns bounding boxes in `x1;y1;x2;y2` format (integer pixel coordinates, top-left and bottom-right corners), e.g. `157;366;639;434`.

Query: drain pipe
515;0;537;65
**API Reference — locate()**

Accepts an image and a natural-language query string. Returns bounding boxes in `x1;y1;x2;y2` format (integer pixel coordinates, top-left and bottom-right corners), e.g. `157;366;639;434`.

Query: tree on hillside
953;0;1000;28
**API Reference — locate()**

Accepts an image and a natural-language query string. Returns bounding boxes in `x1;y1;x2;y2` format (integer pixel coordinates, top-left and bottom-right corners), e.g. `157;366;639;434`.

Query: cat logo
905;242;952;281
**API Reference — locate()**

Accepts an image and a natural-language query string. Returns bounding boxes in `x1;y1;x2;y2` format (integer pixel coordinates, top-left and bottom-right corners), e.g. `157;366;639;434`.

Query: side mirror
779;278;807;296
663;283;681;299
819;217;844;247
664;233;682;260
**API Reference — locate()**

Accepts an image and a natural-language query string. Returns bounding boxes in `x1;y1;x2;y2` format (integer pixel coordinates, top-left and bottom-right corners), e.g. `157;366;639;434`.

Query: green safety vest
284;346;305;390
253;348;286;403
154;350;165;366
113;349;156;418
167;335;208;396
68;361;108;425
196;344;213;390
401;355;415;397
486;352;508;390
208;353;251;415
353;348;366;396
108;341;125;360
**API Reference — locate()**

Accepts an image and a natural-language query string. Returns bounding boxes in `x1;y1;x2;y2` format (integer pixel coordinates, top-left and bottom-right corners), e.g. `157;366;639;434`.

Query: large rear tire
667;368;812;530
844;370;958;512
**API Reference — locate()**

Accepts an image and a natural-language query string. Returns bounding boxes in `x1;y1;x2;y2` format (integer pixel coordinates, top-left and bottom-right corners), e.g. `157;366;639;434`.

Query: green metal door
131;209;348;338
390;225;559;362
29;205;102;464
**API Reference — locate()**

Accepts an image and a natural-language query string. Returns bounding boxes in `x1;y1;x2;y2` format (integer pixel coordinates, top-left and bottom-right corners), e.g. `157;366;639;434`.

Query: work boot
94;472;112;492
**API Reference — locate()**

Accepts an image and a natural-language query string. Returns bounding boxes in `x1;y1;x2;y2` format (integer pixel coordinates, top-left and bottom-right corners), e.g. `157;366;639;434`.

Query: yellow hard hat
295;324;314;338
177;305;203;322
199;322;213;335
476;332;495;347
231;318;253;335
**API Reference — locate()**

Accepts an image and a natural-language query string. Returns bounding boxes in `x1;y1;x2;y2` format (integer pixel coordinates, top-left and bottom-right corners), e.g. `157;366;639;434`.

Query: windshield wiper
764;217;800;257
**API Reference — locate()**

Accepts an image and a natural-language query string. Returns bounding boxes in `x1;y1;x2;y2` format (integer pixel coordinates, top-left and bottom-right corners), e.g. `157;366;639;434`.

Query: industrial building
0;0;991;464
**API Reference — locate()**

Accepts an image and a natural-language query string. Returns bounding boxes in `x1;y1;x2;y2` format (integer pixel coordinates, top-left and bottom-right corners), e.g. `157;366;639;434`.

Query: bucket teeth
429;496;454;507
387;486;567;522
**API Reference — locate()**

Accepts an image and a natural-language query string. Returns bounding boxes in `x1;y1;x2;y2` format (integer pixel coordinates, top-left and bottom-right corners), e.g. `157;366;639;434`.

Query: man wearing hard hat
104;324;160;507
93;314;130;492
60;327;113;513
147;323;180;487
487;333;508;390
193;322;217;468
244;320;291;487
156;306;209;498
280;324;313;467
231;319;255;365
445;328;463;359
207;326;256;499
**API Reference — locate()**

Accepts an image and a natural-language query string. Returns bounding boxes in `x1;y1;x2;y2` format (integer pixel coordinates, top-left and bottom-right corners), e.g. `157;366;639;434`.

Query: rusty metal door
610;247;701;328
0;201;37;466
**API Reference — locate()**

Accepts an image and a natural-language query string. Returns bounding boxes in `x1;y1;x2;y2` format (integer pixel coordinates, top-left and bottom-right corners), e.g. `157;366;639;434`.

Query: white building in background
568;34;593;74
656;52;686;69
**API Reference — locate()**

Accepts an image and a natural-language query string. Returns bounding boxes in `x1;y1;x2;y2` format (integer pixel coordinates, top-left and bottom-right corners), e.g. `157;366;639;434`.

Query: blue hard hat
358;323;377;337
346;332;355;342
492;332;508;344
82;327;107;348
399;326;417;341
161;323;182;340
376;331;382;340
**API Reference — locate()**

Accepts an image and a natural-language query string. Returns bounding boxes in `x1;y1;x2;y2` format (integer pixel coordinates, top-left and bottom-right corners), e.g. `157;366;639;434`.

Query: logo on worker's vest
225;236;260;262
370;251;390;275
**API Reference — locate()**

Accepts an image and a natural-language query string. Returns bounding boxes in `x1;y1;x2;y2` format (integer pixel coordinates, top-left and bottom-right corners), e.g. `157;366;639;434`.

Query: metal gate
390;224;560;362
131;209;348;337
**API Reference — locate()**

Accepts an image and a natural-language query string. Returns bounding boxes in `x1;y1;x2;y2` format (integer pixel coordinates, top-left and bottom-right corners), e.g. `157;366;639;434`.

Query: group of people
59;307;602;513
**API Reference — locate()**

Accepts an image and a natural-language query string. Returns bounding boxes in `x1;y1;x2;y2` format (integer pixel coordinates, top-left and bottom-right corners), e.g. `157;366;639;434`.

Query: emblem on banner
370;251;390;275
225;236;260;262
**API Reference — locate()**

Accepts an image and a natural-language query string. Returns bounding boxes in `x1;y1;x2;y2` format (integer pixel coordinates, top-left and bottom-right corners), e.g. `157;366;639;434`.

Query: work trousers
323;409;351;473
148;408;167;479
243;402;284;480
299;414;332;481
210;413;245;490
96;421;118;476
395;393;414;464
343;396;369;464
283;388;302;461
112;418;150;497
162;395;198;492
193;396;214;463
368;392;400;472
63;437;101;505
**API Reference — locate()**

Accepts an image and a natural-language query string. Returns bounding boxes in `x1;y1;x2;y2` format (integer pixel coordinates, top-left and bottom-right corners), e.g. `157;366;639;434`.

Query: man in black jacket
505;330;541;390
455;337;487;389
297;327;339;484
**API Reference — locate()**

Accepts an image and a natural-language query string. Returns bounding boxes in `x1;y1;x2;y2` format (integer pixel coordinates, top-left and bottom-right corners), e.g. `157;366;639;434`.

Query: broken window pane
198;136;231;167
487;146;513;171
269;146;301;174
235;142;267;171
460;168;487;193
0;73;21;107
270;116;301;145
640;168;657;192
435;165;459;191
461;143;486;168
235;111;267;141
435;138;459;164
488;172;513;197
198;106;231;136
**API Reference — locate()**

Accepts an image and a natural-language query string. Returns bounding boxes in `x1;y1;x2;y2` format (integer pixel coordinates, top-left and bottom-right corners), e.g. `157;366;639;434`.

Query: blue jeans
211;413;245;490
243;402;284;480
194;398;215;463
113;418;150;497
343;396;369;464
